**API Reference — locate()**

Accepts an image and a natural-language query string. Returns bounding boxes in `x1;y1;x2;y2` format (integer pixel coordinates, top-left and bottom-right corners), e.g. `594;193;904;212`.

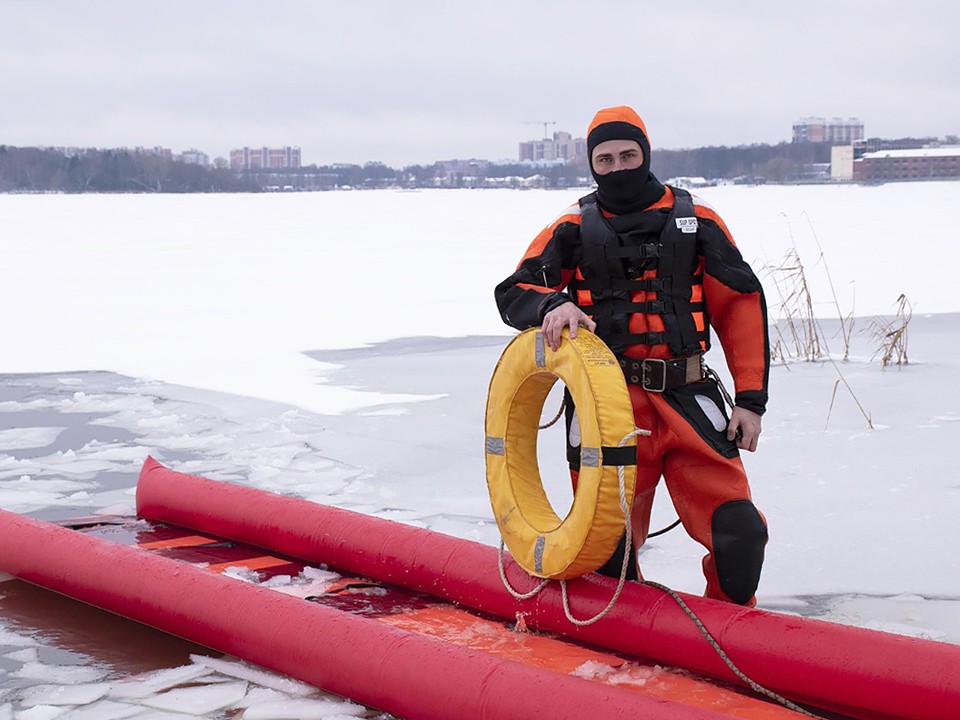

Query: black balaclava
587;106;665;214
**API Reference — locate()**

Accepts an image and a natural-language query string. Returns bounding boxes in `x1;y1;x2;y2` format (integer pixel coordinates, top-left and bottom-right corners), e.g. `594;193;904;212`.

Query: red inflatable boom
132;457;960;720
2;456;958;719
0;507;724;720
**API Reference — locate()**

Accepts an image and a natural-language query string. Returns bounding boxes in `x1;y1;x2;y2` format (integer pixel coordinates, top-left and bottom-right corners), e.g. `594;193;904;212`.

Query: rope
538;396;566;429
498;540;549;600
647;517;682;538
496;427;649;622
540;400;679;538
641;580;828;719
558;426;648;626
496;426;828;718
703;363;735;410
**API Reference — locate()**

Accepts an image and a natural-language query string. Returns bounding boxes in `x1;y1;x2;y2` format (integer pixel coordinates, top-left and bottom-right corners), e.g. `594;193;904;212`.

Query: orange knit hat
586;106;650;157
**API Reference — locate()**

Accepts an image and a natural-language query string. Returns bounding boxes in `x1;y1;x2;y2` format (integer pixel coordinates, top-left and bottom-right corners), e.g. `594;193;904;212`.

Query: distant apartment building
180;149;209;167
435;159;489;186
230;146;301;170
134;146;174;159
519;131;587;163
792;117;864;144
853;147;960;181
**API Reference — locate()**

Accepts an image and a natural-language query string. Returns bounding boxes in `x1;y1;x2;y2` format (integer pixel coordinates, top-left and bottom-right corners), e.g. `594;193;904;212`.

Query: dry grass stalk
871;294;912;367
767;247;824;362
800;213;855;361
824;357;874;430
765;219;872;431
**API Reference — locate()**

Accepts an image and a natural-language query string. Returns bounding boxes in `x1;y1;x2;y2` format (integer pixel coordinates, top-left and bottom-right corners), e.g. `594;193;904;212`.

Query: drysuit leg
649;382;768;605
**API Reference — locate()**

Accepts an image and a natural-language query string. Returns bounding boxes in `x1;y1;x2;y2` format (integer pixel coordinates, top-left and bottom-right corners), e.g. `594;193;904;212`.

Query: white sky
2;0;958;167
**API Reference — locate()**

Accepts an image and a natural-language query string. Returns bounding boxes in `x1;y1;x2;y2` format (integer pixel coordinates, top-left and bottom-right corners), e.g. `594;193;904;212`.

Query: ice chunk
108;664;214;699
299;567;339;583
13;663;107;684
13;705;66;720
20;683;110;707
56;700;140;720
232;687;292;707
139;681;248;715
222;567;263;583
189;655;314;697
0;628;37;647
0;428;65;451
241;699;367;719
3;648;38;663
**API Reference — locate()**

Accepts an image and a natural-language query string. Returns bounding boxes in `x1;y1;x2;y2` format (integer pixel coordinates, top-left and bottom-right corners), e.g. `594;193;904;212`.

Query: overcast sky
2;0;957;167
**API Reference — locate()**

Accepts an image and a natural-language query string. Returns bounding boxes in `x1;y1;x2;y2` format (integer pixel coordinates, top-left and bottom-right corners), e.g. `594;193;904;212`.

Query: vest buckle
641;359;668;392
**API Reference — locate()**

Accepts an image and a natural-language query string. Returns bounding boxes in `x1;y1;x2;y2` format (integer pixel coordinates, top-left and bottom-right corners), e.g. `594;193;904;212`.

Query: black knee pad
712;499;768;604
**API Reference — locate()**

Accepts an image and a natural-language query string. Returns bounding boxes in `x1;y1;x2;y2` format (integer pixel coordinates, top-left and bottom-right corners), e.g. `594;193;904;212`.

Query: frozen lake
2;184;960;718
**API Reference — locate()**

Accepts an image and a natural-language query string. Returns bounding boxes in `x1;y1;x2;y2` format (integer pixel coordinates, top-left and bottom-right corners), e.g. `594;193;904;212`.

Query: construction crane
523;121;557;139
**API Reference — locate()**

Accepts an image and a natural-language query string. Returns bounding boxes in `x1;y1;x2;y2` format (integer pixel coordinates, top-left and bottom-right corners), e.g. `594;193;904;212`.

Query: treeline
3;139;938;193
653;142;832;182
0;146;257;193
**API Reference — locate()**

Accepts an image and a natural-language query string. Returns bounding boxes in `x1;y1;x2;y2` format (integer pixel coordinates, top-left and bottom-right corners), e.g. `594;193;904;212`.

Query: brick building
853;147;960;181
230;146;301;171
793;117;864;144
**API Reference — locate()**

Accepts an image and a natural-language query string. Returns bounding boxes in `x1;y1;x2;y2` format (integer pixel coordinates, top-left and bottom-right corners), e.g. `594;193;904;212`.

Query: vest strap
607;331;667;346
604;243;661;260
570;277;666;293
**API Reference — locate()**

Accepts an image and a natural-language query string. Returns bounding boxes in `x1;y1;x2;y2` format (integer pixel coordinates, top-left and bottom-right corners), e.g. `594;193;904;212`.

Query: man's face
591;139;644;176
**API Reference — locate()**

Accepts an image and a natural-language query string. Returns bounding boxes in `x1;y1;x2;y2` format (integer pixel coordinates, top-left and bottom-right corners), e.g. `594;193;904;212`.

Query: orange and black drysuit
495;106;769;605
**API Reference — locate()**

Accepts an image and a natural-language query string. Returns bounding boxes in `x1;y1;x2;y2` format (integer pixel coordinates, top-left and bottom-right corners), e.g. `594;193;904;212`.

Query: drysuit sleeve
495;205;582;331
695;205;770;415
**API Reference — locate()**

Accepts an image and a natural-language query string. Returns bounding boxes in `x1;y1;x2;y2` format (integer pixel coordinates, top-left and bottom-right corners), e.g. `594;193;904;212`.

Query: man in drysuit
496;105;769;605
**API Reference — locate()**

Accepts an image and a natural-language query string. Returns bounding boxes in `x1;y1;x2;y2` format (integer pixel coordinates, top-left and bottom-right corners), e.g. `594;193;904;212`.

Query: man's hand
728;406;762;452
541;302;596;351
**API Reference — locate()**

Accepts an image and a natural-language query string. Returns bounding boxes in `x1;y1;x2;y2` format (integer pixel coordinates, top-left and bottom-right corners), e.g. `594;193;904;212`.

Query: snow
1;185;959;717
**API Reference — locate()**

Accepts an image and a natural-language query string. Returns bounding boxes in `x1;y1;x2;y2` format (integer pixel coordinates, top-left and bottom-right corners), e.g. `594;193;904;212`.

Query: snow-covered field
1;184;959;718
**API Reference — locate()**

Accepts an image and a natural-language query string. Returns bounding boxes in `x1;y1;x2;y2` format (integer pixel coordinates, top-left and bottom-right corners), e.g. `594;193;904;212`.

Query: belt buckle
641;359;667;393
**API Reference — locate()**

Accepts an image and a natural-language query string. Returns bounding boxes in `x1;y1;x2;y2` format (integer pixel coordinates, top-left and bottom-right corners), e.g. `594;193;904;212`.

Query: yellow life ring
484;328;638;580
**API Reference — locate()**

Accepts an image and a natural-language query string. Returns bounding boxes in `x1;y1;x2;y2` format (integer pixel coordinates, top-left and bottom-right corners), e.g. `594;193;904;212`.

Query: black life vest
570;186;709;357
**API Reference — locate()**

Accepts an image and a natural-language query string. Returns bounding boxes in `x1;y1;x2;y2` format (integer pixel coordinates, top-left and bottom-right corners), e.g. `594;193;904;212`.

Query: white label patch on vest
676;217;698;234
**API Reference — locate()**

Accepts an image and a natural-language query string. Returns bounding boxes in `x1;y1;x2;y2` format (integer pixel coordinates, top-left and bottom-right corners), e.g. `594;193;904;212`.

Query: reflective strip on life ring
484;328;638;580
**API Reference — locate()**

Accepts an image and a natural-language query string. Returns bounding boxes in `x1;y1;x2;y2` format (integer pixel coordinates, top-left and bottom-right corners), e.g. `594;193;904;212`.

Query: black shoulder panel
698;218;762;294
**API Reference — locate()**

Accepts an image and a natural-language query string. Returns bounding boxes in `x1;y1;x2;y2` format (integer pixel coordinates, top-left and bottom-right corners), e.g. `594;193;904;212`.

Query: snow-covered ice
1;185;959;717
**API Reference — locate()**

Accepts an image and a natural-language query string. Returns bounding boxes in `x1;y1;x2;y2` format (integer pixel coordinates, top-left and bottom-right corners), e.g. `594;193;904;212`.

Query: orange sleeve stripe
515;205;581;268
516;282;554;294
692;199;737;246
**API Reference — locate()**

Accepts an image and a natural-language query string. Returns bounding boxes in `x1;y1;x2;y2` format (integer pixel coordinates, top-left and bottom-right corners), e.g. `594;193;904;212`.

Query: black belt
619;355;703;393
